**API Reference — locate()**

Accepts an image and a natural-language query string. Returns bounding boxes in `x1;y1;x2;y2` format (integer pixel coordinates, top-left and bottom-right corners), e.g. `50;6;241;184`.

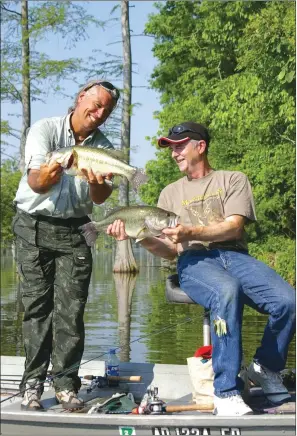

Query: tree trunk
113;0;138;273
20;0;30;173
113;240;138;273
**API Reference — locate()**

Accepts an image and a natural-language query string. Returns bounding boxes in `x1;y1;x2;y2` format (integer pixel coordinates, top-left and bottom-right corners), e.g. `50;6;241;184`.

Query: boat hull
1;356;295;436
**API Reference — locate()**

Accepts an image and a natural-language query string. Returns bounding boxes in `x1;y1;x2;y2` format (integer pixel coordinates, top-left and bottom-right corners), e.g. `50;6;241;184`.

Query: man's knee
278;294;296;320
285;297;295;318
219;280;241;303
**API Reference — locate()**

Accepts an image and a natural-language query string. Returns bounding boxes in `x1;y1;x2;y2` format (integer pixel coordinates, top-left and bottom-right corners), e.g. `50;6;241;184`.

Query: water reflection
1;248;295;368
114;272;137;362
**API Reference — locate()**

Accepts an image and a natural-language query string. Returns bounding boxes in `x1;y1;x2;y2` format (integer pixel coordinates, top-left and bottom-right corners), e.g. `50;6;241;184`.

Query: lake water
1;245;295;368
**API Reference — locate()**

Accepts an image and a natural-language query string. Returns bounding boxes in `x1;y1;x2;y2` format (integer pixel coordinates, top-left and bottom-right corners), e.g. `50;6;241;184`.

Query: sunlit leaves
143;0;295;283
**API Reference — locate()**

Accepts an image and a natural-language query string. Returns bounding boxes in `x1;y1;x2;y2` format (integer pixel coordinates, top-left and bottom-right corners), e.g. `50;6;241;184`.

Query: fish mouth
65;153;74;169
45;150;74;169
58;151;74;169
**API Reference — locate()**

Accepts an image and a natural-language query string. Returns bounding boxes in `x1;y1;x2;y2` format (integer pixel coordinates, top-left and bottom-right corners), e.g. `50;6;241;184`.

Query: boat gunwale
1;409;295;427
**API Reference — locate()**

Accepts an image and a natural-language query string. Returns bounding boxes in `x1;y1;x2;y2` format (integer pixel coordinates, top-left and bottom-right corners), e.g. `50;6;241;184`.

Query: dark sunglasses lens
101;82;120;100
100;81;115;90
169;125;184;134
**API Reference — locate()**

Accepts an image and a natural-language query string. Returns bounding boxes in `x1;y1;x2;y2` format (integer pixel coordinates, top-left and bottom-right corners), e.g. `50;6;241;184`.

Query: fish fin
129;169;148;192
79;222;99;246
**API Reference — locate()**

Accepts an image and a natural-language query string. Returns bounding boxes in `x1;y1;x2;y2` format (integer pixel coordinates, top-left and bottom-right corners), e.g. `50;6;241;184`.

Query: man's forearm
29;177;52;194
27;166;61;194
191;219;244;242
162;215;245;245
89;182;113;204
140;237;178;260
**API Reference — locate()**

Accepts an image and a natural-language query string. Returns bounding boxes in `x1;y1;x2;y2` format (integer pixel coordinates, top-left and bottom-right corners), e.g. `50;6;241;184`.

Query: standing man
107;122;295;416
13;80;120;410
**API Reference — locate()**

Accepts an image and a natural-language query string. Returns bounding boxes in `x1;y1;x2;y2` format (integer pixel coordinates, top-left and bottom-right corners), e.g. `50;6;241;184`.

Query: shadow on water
1;247;295;368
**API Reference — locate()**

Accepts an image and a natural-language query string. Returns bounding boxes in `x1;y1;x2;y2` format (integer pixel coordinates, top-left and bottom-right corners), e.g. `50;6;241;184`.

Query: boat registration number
151;428;241;435
118;427;241;436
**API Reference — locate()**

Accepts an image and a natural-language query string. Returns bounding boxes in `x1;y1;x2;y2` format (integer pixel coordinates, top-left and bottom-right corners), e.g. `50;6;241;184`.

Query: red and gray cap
158;122;210;148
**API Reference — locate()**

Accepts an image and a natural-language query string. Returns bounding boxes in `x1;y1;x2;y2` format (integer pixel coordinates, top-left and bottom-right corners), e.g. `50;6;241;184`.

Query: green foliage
0;120;20;159
249;237;296;287
0;160;22;243
143;0;295;283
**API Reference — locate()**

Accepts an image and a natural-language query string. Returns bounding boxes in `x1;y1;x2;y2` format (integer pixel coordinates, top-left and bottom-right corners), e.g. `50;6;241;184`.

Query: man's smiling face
169;140;202;174
75;85;116;133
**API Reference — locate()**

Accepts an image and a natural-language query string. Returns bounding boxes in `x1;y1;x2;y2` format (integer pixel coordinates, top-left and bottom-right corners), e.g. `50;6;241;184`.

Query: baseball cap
158;122;210;147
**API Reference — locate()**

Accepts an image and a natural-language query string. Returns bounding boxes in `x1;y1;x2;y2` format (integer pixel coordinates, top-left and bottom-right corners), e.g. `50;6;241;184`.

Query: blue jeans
177;249;295;398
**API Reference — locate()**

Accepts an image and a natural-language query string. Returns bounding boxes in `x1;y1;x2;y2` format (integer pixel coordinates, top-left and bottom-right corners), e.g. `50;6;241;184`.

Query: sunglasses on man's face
168;125;202;137
84;81;120;101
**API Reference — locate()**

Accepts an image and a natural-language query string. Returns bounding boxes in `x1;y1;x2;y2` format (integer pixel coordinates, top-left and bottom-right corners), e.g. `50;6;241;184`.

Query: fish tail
79;222;99;247
129;168;148;192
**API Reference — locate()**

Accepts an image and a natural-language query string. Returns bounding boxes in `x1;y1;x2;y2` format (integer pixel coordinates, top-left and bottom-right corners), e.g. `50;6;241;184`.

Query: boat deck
1;356;295;436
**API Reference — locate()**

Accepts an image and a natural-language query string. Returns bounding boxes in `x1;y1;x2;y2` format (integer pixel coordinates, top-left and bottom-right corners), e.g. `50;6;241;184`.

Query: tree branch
0;150;18;160
107;40;122;46
0;140;19;148
0;4;21;17
131;34;154;38
2;77;22;102
217;60;222;81
273;128;295;145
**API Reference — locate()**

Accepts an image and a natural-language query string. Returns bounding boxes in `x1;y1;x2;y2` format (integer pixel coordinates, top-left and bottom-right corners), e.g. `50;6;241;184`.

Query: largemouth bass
80;206;179;246
46;146;148;191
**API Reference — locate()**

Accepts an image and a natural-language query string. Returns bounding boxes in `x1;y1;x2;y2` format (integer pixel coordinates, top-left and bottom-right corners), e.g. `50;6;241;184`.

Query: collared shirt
14;113;113;218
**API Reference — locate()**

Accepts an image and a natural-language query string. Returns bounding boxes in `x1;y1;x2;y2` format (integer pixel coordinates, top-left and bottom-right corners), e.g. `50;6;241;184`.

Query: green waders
13;210;92;394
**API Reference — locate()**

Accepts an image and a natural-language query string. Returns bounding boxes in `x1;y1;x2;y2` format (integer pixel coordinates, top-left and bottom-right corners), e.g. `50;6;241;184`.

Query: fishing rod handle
165;403;213;412
130;403;213;415
108;375;142;382
83;375;142;382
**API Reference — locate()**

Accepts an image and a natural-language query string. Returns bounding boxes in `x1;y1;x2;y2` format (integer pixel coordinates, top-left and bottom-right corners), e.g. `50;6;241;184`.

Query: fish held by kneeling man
46;145;148;192
79;206;179;246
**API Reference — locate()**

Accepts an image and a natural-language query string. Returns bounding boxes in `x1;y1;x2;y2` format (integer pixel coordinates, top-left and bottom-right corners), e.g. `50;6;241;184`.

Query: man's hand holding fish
80;168;113;185
102;208;179;261
106;219;128;241
46;145;148;193
28;161;63;194
106;218;178;261
79;168;114;204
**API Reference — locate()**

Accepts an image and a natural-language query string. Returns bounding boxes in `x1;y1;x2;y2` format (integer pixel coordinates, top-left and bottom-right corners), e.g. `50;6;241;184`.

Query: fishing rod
1;316;194;404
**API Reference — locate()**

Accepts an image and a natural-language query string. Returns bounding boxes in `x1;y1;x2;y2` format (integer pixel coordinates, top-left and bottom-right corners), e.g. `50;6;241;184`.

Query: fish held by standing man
46;145;148;192
80;205;179;246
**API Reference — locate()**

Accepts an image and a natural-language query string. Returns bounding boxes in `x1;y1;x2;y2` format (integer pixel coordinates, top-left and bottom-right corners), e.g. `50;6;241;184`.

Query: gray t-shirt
14;114;113;218
157;170;257;253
